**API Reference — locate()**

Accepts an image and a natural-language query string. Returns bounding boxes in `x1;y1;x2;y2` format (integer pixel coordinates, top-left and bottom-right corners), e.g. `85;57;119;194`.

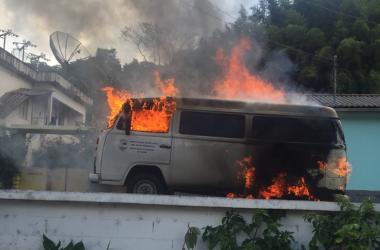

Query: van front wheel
126;173;166;194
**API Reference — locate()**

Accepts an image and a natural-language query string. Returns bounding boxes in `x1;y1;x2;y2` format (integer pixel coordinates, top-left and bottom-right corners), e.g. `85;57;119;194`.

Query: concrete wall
1;190;371;250
0;65;32;97
4;99;33;126
52;90;86;123
339;112;380;191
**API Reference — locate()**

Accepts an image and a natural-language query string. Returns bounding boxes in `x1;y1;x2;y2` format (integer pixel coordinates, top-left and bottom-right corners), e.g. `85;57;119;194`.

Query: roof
0;88;51;118
309;94;380;110
129;97;339;118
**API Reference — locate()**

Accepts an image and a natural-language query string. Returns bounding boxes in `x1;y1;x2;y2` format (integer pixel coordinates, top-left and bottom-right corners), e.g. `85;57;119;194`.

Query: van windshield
251;116;344;144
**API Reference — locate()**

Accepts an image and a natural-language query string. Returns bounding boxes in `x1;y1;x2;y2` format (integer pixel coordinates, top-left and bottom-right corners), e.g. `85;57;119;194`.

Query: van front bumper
89;173;100;183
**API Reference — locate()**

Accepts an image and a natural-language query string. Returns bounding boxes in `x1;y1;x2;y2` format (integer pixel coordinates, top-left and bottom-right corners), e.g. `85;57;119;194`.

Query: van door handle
159;144;171;149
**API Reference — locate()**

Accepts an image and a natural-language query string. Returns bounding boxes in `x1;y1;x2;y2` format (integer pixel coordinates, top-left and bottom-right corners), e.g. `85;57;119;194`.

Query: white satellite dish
50;31;91;67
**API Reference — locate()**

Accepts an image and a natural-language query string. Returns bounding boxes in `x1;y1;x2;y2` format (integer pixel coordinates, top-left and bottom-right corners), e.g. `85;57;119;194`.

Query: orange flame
287;177;312;198
237;156;255;190
226;193;237;199
318;161;328;172
102;87;131;128
213;38;286;102
259;174;315;200
154;71;179;96
102;71;179;132
318;157;352;179
228;155;317;200
260;173;287;199
334;157;352;177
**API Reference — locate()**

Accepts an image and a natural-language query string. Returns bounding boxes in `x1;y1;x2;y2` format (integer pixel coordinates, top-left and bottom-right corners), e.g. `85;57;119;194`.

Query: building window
19;100;29;120
179;111;245;138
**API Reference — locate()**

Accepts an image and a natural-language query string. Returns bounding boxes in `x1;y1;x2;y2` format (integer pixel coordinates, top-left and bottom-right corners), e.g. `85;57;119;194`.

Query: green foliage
368;70;380;93
249;0;380;93
188;210;294;250
305;195;380;250
43;235;85;250
183;226;201;250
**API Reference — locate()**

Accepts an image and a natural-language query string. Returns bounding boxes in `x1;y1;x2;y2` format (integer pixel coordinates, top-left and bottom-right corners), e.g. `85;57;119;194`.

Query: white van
89;98;347;200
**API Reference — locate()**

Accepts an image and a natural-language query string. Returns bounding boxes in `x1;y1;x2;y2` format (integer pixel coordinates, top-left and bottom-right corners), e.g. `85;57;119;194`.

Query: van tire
126;172;167;194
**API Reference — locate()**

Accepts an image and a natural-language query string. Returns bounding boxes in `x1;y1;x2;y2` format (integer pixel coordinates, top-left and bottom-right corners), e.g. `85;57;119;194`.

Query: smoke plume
2;0;224;63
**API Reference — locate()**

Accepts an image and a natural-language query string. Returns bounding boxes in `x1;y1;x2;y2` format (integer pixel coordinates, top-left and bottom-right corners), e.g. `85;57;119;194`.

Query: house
0;46;92;129
0;46;93;181
309;94;380;196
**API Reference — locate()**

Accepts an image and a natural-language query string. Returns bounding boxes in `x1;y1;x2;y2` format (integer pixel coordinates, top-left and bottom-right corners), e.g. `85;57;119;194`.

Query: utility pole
27;52;49;70
13;40;37;62
333;55;337;104
0;29;18;49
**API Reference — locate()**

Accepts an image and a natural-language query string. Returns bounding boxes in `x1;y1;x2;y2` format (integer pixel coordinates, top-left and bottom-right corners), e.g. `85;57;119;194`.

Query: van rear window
180;111;245;138
251;116;339;143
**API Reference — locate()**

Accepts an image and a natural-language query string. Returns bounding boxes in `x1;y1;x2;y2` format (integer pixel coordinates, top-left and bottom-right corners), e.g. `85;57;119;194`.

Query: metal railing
0;47;93;105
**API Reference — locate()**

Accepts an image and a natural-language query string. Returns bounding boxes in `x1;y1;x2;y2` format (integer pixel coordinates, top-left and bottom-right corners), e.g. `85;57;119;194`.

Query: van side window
179;111;245;138
251;116;337;143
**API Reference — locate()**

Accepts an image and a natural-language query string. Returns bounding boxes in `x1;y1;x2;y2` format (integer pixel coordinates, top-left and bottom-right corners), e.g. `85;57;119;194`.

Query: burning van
89;97;348;201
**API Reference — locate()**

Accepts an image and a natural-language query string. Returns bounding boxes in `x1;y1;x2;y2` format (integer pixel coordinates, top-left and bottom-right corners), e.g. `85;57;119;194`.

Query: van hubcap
133;180;157;194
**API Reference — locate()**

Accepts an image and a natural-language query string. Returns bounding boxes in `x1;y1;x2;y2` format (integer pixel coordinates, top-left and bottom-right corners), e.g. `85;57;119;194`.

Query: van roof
132;97;339;118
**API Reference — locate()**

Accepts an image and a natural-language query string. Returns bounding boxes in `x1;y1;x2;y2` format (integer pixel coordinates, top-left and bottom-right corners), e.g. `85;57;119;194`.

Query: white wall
0;191;369;250
52;91;86;123
4;99;33;126
0;66;32;97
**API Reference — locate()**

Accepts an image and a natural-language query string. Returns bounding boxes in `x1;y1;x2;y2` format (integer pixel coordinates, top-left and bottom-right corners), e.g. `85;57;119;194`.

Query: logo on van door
128;140;158;154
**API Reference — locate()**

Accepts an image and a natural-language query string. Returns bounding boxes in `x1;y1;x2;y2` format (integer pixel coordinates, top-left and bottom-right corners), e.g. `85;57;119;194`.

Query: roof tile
308;94;380;108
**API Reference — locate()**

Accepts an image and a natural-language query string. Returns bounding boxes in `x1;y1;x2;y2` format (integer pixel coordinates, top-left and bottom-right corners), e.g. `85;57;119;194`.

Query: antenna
49;31;91;68
13;40;37;61
27;52;50;70
0;29;18;50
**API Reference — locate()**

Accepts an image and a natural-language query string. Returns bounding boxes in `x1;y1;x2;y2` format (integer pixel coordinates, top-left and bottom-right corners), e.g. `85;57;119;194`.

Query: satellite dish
49;31;91;67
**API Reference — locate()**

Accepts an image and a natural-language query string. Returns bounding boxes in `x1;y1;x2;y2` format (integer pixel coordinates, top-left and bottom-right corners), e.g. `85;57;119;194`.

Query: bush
43;234;85;250
184;210;294;250
305;195;380;250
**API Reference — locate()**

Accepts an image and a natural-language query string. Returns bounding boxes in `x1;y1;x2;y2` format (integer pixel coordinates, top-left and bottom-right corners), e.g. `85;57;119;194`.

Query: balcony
0;47;93;106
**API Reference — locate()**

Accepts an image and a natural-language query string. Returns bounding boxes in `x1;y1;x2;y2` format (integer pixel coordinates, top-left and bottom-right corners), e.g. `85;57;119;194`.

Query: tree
352;19;370;42
122;22;198;65
337;38;364;70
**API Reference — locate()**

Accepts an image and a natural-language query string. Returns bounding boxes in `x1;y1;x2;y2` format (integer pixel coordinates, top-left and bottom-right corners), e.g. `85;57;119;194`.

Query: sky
0;0;258;66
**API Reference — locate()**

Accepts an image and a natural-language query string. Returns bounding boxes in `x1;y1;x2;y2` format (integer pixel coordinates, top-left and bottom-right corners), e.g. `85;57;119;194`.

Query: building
0;47;92;129
0;46;93;178
310;94;380;194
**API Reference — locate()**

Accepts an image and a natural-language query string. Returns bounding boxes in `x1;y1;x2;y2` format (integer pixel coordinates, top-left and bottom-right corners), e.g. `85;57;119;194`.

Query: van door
170;110;248;193
100;118;172;183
